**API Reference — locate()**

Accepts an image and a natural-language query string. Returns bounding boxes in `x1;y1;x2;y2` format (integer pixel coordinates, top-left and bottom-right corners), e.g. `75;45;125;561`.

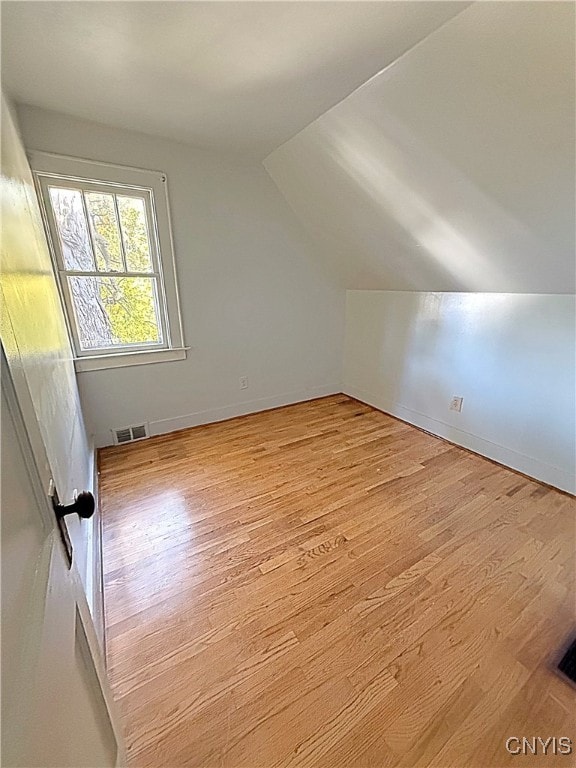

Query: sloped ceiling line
264;2;575;294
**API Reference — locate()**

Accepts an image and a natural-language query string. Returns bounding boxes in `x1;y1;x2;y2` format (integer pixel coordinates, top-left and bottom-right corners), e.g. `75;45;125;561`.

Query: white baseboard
149;384;340;437
344;384;575;495
94;384;341;446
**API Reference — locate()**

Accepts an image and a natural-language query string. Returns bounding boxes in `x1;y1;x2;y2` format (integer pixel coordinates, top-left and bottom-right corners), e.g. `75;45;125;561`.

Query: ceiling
265;1;575;292
2;1;467;157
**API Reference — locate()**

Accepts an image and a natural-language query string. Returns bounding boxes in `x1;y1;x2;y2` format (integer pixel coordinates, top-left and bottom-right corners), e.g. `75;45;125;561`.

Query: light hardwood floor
100;395;575;768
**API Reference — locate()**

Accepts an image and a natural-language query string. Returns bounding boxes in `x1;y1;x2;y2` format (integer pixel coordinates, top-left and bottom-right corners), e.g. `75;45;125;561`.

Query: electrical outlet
239;376;249;390
450;396;464;413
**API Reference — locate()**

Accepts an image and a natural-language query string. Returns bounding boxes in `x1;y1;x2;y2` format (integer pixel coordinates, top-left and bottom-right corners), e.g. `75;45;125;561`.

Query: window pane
68;276;162;350
117;196;153;273
48;187;95;271
84;192;124;272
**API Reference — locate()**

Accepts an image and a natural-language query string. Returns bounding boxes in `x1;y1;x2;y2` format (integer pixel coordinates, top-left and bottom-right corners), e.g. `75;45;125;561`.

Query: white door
1;352;125;767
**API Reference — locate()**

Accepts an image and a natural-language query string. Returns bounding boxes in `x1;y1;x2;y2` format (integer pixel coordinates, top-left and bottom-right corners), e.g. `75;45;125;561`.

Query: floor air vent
113;424;148;445
558;638;576;685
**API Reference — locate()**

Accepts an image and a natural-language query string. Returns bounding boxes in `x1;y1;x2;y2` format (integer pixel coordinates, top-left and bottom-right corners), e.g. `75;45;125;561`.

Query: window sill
74;347;189;373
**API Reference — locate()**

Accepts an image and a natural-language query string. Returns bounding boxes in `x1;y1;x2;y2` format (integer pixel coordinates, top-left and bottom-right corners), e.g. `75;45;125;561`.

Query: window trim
29;151;187;371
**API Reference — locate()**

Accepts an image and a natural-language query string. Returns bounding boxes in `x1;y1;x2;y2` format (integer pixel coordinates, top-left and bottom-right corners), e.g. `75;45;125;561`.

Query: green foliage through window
49;184;162;351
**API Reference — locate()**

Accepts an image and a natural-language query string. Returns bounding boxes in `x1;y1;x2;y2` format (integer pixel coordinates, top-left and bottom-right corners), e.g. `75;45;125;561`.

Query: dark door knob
54;491;95;520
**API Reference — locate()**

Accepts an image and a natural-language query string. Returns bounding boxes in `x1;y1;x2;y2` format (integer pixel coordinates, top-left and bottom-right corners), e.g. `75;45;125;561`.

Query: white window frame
30;151;187;372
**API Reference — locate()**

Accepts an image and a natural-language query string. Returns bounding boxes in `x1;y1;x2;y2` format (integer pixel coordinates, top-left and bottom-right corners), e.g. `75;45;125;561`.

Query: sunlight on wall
265;2;574;293
325;116;511;290
1;95;91;504
343;290;576;492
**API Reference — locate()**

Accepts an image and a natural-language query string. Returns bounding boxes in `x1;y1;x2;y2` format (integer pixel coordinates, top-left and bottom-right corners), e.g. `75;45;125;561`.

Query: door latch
51;490;96;568
54;491;95;520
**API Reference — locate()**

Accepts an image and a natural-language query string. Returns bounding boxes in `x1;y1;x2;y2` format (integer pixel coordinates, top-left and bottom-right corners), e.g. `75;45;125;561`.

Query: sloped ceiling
264;2;575;293
1;1;467;157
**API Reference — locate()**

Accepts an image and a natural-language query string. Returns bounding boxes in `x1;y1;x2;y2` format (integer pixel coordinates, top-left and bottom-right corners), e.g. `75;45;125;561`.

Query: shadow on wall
364;293;448;419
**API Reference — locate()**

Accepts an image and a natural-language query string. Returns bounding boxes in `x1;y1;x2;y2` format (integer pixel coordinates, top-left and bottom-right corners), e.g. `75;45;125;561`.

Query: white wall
17;105;345;447
14;3;575;498
1;94;99;620
263;1;575;494
343;291;576;494
265;2;575;293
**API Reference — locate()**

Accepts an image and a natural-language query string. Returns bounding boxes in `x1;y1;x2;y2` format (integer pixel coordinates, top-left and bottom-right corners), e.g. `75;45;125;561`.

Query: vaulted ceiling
3;1;574;294
265;2;575;293
1;1;466;157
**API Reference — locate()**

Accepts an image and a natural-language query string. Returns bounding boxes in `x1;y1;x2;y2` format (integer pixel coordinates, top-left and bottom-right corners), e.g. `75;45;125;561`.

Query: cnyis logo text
505;737;572;756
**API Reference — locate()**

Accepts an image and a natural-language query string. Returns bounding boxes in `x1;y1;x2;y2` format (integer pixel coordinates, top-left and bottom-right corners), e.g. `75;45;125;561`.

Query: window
31;152;186;371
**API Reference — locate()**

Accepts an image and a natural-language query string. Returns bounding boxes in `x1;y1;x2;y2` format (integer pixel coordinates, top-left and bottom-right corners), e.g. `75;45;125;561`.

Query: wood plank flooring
99;395;575;767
